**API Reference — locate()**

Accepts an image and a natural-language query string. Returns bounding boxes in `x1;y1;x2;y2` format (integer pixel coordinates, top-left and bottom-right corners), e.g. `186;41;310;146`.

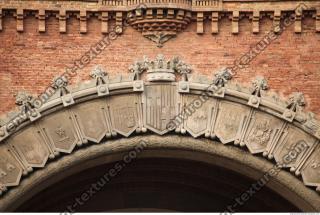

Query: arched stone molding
0;55;319;210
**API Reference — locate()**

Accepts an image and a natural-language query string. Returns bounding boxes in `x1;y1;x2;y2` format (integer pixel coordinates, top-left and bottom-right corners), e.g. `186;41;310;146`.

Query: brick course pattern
0;0;320;119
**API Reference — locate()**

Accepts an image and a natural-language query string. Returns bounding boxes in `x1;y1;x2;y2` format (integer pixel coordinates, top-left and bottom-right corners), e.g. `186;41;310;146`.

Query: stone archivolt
0;55;319;198
0;0;319;46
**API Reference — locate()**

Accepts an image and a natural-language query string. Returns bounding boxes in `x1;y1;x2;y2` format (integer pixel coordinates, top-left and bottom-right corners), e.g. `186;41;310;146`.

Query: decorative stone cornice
0;55;319;198
0;0;319;46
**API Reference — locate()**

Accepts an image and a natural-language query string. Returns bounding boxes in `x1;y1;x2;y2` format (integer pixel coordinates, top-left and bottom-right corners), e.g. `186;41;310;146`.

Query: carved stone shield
214;101;250;144
143;84;178;135
243;111;284;154
301;146;320;187
274;125;316;168
39;111;80;153
183;94;216;138
72;99;109;143
0;145;22;186
10;127;49;167
107;94;139;137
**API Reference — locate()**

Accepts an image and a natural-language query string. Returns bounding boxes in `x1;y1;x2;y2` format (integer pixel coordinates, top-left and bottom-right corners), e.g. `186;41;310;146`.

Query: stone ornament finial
15;91;35;113
282;92;305;122
90;65;108;85
52;76;69;96
172;56;193;82
247;76;268;108
129;56;149;81
129;54;192;82
90;65;110;96
15;91;41;120
52;76;74;106
213;67;233;87
287;92;305;112
251;76;268;97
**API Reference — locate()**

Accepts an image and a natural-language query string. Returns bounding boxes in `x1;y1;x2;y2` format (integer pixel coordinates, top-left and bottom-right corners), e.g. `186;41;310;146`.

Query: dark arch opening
17;157;299;212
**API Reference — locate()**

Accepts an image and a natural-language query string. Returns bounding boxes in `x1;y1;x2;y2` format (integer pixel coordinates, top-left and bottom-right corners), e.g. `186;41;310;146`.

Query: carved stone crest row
0;55;319;196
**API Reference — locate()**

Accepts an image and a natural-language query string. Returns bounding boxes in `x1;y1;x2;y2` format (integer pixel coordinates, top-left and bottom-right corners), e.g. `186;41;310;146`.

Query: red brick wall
0;14;319;119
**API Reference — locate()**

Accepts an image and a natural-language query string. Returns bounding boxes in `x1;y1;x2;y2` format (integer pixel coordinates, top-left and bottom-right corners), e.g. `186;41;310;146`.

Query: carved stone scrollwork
90;65;110;96
52;76;75;107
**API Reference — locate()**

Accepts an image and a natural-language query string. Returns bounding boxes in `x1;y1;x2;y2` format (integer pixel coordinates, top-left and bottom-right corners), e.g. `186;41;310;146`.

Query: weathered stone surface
273;125;317;168
39;111;80;153
243;111;283;154
72;99;109;142
107;94;140;137
302;146;320;187
183;94;217;138
143;84;178;135
10;127;49;167
0;145;22;187
214;101;251;144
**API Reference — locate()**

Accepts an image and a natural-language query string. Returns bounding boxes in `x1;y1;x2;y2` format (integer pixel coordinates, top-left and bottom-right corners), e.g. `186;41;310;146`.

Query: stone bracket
37;9;46;33
247;95;261;108
252;10;259;34
197;12;204;34
16;8;24;32
282;109;296;122
211;12;219;34
59;10;67;33
61;93;75;107
295;10;302;33
178;81;190;93
29;110;42;122
273;10;281;33
133;80;144;92
232;11;239;34
96;84;110;96
213;86;226;98
79;10;87;34
116;12;123;34
100;11;109;34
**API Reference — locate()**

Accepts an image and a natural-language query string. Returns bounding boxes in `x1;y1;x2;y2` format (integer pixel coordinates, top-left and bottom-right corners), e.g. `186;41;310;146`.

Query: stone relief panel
273;125;317;168
72;99;110;142
214;101;251;144
9;127;49;168
243;111;284;154
107;94;141;137
0;145;22;187
39;111;81;153
143;84;178;135
183;94;217;138
302;146;320;187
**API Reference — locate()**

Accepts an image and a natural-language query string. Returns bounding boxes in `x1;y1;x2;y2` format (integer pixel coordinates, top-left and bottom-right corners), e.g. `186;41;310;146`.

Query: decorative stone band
0;74;319;196
0;0;319;46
